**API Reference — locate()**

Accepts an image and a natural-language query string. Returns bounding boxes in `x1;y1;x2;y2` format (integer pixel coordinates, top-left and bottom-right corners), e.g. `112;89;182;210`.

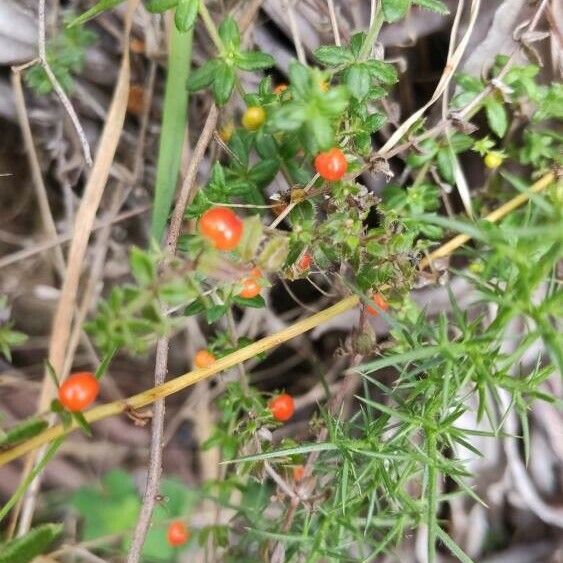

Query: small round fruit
293;465;305;482
314;148;348;181
58;372;100;412
198;207;243;251
194;350;216;369
274;83;288;95
242;106;266;131
269;393;295;422
484;151;504;169
298;253;312;270
167;521;190;547
239;268;262;299
366;293;389;316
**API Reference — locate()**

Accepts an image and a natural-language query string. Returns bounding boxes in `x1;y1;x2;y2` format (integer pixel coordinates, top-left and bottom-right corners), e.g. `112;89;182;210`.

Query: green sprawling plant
1;0;561;561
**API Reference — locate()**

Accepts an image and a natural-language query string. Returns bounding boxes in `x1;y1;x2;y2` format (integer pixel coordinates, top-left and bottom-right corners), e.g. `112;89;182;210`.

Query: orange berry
298;253;312;270
194;350;216;369
274;83;288;95
58;372;99;412
167;521;189;547
198;207;243;251
269;393;295;422
314;148;348;181
239;278;261;299
293;465;305;481
366;293;389;316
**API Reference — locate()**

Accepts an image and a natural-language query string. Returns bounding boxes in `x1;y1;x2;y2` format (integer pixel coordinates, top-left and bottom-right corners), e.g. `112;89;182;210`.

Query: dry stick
378;0;550;163
0;205;150;270
14;0;137;536
11;70;66;275
38;0;92;166
63;61;158;380
377;0;482;157
9;68;68;539
418;171;556;269
326;0;341;46
282;0;307;64
126;105;219;562
0;170;556;470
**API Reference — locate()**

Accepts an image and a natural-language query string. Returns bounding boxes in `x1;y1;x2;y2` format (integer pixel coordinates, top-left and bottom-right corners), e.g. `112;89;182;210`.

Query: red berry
298;253;312;270
194;350;216;369
58;372;100;412
269;393;295;422
238;267;262;299
314;148;348;181
293;465;305;482
198;207;243;251
366;293;389;316
167;521;190;547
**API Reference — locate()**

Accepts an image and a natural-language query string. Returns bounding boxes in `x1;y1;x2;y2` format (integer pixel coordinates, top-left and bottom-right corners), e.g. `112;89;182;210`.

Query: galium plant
0;0;561;561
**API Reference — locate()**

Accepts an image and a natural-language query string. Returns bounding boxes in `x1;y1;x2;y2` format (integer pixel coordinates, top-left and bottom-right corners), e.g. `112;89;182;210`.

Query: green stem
198;1;224;53
150;23;194;242
359;4;384;60
0;437;64;523
426;430;438;563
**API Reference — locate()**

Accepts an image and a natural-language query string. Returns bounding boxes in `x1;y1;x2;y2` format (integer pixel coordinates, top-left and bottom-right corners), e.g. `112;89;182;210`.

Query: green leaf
233;295;266;308
236;51;275;71
288;61;310;99
366;112;387;132
71;470;140;544
206;304;229;323
364;60;398;84
382;0;411;22
150;24;193;241
412;0;449;15
174;0;199;32
269;103;307;131
435;527;474;563
257;237;290;272
248;159;280;185
317;86;350;116
309;113;334;151
72;411;93;436
437;148;454;183
313;45;354;67
0;418;48;448
485;98;508;138
218;17;240;49
187;58;220;92
212;63;236;106
345;65;371;100
289;201;315;224
45;360;60;388
130;247;155;285
185;298;206;316
94;347;117;380
238;215;264;261
0;525;61;563
349;32;366;59
68;0;125;27
145;0;178;13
